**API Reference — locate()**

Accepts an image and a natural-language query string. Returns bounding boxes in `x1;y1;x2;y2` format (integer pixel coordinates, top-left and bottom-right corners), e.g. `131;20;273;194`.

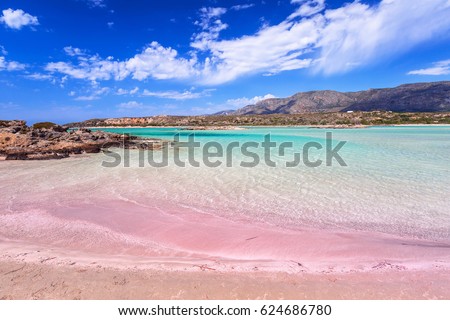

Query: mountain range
223;81;450;115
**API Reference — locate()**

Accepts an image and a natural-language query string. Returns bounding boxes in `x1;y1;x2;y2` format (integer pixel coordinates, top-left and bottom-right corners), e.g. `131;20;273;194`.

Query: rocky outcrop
0;120;164;160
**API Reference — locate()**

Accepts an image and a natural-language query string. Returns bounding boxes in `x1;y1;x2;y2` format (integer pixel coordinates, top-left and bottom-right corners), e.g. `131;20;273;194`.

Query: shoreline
85;123;450;129
1;244;449;299
2;198;449;274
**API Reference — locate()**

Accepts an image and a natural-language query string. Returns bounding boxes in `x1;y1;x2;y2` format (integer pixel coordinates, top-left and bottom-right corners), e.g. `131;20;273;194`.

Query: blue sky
1;0;450;124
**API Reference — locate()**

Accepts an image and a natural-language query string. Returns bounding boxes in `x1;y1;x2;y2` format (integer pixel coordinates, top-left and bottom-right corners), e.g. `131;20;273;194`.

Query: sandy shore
1;258;449;300
1;199;449;300
0;242;449;300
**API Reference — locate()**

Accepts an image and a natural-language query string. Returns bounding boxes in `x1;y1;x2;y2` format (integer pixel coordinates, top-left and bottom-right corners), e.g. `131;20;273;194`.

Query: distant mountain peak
227;81;450;115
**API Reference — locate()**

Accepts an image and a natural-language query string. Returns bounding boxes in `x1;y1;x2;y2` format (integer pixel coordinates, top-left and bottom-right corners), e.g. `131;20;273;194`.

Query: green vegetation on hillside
66;111;450;128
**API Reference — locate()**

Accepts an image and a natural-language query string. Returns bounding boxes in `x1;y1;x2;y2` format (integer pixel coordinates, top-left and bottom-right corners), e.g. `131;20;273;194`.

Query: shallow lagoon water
91;126;450;240
0;126;449;269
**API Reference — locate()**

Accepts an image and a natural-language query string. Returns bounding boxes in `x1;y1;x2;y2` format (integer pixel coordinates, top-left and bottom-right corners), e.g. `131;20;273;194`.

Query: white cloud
0;8;39;30
0;57;7;70
288;0;325;19
46;55;129;81
64;46;86;57
75;95;99;101
225;94;276;108
191;7;228;51
196;7;227;28
24;73;53;80
0;56;26;71
129;87;139;94
230;4;255;11
142;89;213;100
0;45;7;55
116;87;139;95
74;87;109;101
125;42;197;80
42;0;450;85
116;88;128;95
315;0;450;74
47;44;197;82
48;43;196;81
107;21;114;28
195;14;319;84
195;93;276;114
408;60;450;76
3;60;25;71
117;101;143;109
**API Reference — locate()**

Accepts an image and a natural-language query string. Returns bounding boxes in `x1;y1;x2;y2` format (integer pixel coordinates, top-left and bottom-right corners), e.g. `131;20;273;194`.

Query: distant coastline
2;114;450;161
66;111;450;128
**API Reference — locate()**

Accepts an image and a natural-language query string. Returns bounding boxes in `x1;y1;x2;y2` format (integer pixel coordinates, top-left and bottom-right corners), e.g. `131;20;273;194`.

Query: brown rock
0;121;165;160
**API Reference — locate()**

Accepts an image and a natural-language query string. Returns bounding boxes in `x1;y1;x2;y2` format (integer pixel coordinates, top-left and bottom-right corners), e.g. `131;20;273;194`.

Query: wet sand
0;236;449;300
1;255;449;300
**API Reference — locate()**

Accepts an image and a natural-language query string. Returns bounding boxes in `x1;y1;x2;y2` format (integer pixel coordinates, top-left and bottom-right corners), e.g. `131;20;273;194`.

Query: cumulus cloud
142;89;213;100
46;47;128;81
43;0;450;85
46;56;129;81
0;56;26;71
3;60;25;71
64;46;86;57
225;94;276;108
47;42;198;82
126;42;197;80
196;7;227;27
0;8;39;30
116;88;128;95
116;87;139;95
408;60;450;76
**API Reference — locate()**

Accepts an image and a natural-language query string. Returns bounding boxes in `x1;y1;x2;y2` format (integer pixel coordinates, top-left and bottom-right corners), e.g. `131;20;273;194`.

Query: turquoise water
96;126;450;182
88;126;450;240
